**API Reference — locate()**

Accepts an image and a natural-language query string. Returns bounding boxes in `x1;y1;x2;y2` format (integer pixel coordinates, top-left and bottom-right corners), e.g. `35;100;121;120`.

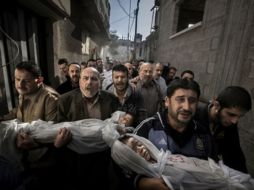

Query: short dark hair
87;59;96;63
168;66;177;72
58;58;68;65
112;64;129;76
181;70;194;78
80;61;87;67
216;86;252;111
15;61;41;78
167;79;200;98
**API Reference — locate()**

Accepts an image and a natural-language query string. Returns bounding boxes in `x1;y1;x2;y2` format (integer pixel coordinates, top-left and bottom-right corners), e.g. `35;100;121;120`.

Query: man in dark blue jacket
134;79;216;190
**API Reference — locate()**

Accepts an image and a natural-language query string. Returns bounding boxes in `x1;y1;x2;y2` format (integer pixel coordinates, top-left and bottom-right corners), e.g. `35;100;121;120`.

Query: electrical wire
117;0;135;18
129;16;135;37
111;14;130;25
111;9;136;25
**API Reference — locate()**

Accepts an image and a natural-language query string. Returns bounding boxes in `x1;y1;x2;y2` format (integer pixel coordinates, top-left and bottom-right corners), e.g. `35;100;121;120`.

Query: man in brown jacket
1;61;59;122
5;61;70;190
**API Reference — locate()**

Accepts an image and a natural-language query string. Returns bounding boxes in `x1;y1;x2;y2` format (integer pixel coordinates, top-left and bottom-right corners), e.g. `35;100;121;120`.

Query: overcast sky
109;0;154;40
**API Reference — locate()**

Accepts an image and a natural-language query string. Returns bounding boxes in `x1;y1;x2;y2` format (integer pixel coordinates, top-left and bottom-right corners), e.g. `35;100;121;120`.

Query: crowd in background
0;58;253;190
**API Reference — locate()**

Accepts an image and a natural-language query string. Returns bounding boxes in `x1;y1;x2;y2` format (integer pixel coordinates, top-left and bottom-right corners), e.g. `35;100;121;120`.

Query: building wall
239;8;254;175
49;0;111;88
52;19;83;87
0;0;110;111
155;0;254;176
0;2;57;112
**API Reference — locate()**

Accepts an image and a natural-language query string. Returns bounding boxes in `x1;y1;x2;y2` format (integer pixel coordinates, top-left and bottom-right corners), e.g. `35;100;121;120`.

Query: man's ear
35;76;44;84
209;100;221;119
212;100;221;112
165;96;170;107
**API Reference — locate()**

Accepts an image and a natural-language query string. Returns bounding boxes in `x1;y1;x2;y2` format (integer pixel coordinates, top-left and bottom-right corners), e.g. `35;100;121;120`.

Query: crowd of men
0;58;252;190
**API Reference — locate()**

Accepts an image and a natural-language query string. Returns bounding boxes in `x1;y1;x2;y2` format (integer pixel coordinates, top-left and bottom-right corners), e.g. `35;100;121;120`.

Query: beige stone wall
155;0;254;176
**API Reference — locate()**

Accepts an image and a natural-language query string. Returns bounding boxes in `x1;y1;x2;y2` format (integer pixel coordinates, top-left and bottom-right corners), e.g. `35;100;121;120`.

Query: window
175;0;206;33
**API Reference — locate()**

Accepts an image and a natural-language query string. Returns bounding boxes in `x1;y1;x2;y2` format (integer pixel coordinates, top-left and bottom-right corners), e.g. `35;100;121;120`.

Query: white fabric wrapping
30;119;108;154
111;134;254;190
0;111;126;171
1;112;254;190
0;119;24;171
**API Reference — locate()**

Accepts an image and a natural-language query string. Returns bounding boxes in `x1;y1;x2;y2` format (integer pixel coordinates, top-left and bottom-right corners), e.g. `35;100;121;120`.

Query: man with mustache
134;79;216;190
133;62;164;117
1;61;70;189
106;64;147;127
153;62;167;98
57;67;119;190
54;58;70;85
0;61;59;122
56;62;81;94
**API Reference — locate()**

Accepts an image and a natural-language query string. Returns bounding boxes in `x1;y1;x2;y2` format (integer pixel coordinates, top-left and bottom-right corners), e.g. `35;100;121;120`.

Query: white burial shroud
0;111;125;171
111;134;254;190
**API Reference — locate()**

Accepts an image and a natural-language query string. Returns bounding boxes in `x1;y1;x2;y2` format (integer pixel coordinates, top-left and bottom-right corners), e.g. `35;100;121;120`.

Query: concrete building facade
0;0;110;114
150;0;254;176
